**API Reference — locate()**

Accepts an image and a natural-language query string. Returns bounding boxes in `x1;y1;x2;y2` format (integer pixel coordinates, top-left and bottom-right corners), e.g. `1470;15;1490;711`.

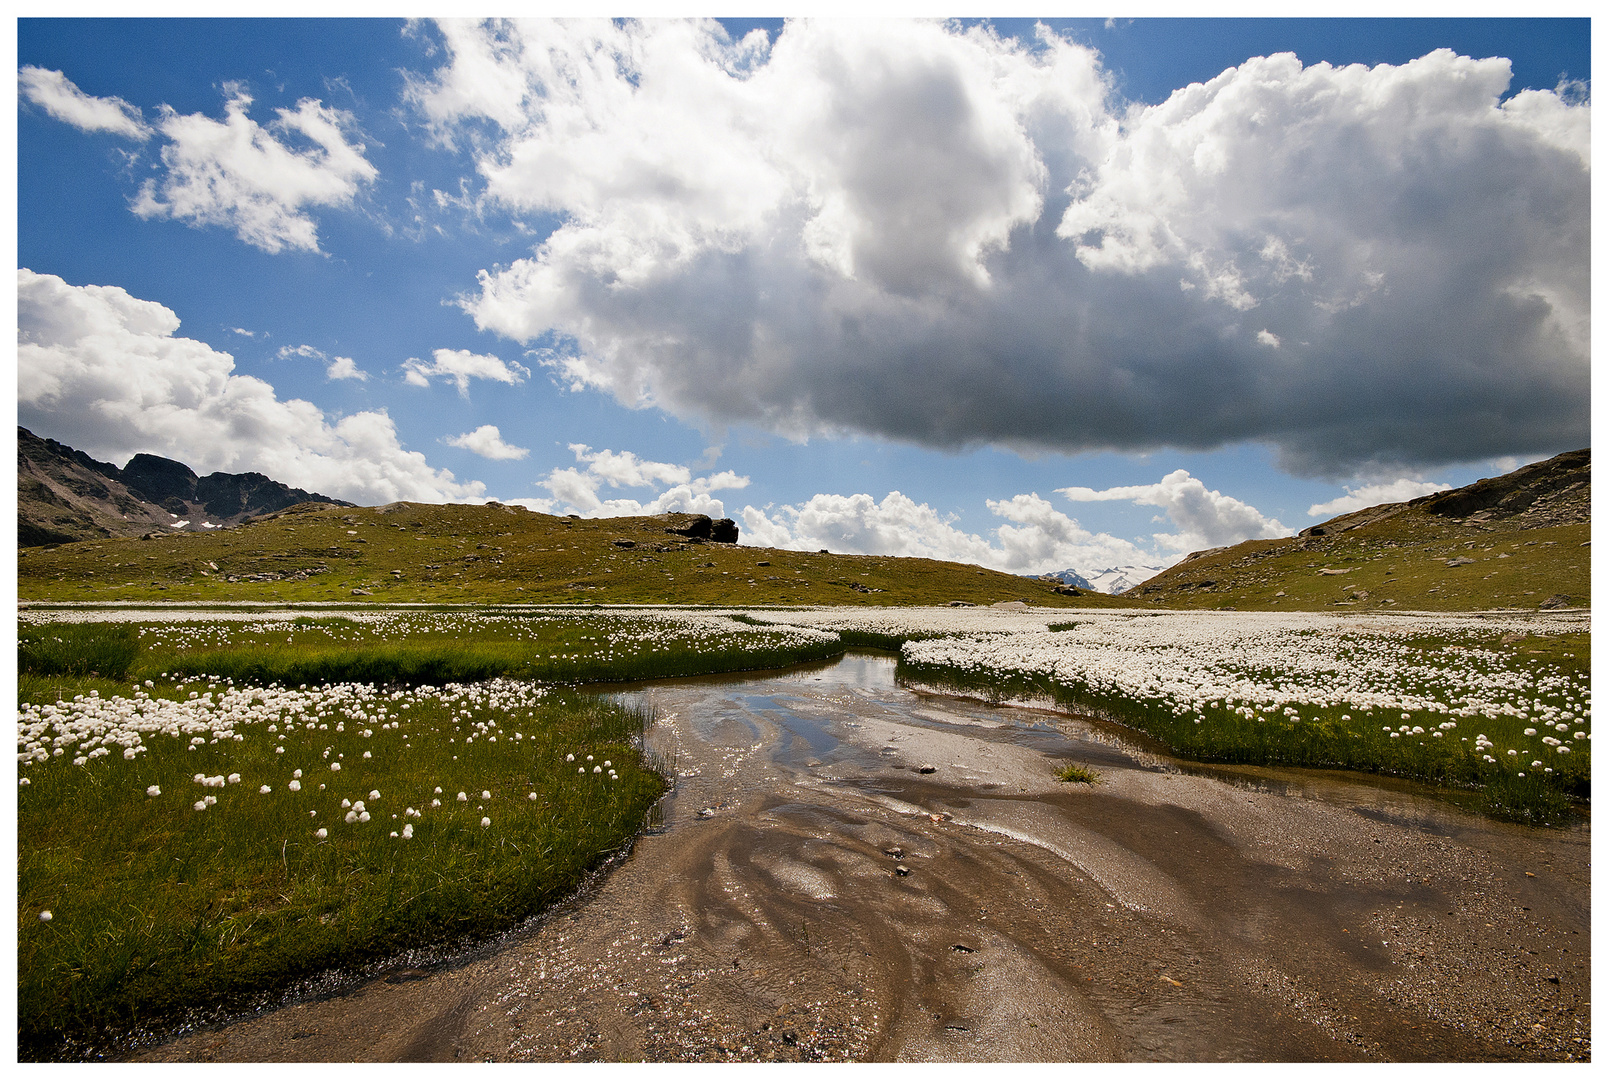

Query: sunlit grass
18;676;663;1059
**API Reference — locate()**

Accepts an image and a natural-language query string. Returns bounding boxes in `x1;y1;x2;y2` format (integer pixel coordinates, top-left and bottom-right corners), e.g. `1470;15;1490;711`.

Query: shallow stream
140;652;1591;1062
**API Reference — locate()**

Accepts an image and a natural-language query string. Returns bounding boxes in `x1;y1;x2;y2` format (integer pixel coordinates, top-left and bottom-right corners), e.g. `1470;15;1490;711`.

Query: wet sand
138;653;1590;1062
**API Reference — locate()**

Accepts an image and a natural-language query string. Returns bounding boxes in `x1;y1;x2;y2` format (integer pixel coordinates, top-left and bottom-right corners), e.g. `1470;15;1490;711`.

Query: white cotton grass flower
402;823;414;839
358;810;371;821
363;751;372;759
369;790;381;800
293;769;303;779
431;798;441;808
481;790;491;800
20;777;30;787
345;811;358;824
260;785;272;794
330;762;341;771
315;828;328;839
228;773;241;784
194;800;208;811
147;785;161;797
288;780;301;791
39;910;52;922
434;786;443;794
566;754;575;762
457;791;468;802
481;817;491;828
528;792;538;801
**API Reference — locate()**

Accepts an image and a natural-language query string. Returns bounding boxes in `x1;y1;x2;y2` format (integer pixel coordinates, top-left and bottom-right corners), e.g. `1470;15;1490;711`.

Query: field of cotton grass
17;662;671;1059
16;603;1590;1055
18;607;842;695
743;607;1591;824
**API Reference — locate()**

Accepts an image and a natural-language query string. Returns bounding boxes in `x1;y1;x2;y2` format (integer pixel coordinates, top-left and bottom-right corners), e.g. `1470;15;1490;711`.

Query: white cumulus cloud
402;348;530;396
446;424;529;460
514;443;746;518
325;356;368;381
1059;470;1290;554
17;269;481;505
129;84;377;254
1307;478;1454;519
19;66;150;139
408;20;1586;478
739;490;1156;575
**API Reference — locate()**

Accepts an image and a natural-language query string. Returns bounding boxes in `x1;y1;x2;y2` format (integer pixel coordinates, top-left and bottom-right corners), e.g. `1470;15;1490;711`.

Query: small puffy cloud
1059;470;1289;554
1307;478;1453;519
326;356;368;381
130;84;377;254
228;326;255;337
402;348;530;396
19;66;150;139
278;343;366;380
446;424;529;460
410;21;1585;478
522;443;745;518
17;269;481;505
739;490;1156;575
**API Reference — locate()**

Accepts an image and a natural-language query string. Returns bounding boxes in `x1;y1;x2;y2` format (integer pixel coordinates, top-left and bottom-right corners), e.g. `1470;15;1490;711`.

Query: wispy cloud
402;348;529;396
19;66;150;139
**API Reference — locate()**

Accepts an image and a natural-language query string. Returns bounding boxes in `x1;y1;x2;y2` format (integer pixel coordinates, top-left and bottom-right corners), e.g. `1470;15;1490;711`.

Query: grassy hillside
17;502;1134;609
1130;513;1588;611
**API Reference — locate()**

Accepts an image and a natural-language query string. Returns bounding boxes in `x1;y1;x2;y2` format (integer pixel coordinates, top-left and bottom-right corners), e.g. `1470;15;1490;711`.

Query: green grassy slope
18;502;1135;609
1128;513;1588;611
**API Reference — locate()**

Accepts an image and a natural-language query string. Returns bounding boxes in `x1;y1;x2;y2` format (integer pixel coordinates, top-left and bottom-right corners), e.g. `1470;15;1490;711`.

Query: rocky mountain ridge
18;427;352;546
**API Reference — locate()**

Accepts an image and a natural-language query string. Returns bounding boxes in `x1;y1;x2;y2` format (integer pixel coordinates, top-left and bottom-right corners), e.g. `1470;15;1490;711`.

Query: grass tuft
1054;762;1100;784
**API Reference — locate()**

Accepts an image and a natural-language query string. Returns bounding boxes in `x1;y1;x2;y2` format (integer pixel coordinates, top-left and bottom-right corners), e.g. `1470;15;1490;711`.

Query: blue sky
16;17;1590;578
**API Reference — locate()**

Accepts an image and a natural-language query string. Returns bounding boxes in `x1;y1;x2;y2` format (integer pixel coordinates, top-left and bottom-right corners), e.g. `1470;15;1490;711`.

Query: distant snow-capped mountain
1041;565;1169;595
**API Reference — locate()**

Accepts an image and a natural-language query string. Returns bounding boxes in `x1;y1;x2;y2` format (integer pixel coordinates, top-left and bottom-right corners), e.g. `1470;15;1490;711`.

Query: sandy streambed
138;653;1589;1062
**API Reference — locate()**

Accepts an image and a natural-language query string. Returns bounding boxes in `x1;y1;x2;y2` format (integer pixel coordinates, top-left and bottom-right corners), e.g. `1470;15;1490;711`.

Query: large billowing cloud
409;20;1588;479
18;269;481;505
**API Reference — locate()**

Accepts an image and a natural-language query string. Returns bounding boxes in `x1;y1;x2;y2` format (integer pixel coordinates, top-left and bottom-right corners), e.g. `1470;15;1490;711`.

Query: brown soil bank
137;655;1589;1062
